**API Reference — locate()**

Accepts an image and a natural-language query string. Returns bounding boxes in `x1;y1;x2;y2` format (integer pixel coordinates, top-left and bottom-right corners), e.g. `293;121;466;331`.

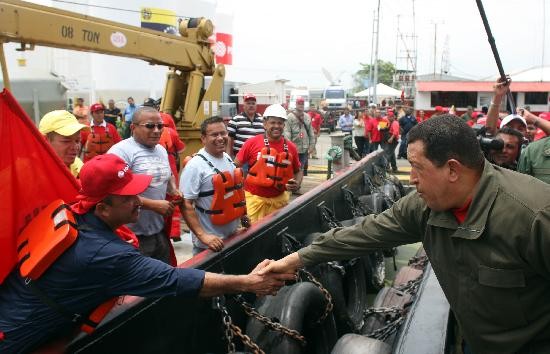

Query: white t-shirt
180;148;240;250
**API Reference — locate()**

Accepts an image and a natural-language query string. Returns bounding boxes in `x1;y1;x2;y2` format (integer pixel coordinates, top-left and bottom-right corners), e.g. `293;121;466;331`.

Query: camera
472;124;504;158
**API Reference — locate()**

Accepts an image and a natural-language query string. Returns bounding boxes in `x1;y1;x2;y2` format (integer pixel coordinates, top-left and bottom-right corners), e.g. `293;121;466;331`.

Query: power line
51;0;191;19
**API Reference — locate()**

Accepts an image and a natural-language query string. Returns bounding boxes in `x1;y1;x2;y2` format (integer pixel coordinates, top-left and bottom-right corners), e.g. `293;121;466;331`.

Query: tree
352;60;396;93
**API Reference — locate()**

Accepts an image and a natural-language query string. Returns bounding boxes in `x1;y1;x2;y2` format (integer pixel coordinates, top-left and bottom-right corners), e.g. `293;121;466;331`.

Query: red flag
212;32;233;65
0;89;80;283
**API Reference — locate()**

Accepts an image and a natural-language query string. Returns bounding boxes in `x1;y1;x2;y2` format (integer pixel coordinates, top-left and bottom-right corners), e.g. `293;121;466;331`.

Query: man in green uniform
517;136;550;184
261;115;550;354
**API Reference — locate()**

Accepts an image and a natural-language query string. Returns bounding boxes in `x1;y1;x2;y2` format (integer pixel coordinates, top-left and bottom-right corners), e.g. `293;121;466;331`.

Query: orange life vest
159;127;173;152
16;199;119;334
246;136;294;190
195;154;246;225
82;125;115;162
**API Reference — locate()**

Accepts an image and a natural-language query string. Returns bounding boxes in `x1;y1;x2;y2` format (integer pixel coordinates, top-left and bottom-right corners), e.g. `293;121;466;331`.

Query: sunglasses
137;122;164;129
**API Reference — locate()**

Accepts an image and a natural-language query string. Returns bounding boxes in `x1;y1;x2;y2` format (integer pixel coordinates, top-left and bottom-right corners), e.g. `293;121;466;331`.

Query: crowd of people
2;77;550;352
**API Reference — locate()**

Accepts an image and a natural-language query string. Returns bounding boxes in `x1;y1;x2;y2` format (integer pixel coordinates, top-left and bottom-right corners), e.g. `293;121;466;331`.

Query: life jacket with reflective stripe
246;136;294;190
273;150;294;191
82;125;115;162
15;199;124;335
195;153;246;225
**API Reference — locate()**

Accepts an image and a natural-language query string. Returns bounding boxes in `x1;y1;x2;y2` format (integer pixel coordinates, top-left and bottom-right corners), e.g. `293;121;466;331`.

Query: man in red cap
227;93;265;158
0;154;294;353
80;103;121;162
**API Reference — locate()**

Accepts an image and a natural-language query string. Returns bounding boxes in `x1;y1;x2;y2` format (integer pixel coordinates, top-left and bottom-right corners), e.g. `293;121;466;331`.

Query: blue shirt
0;212;205;353
338;114;354;132
124;104;137;123
398;114;417;135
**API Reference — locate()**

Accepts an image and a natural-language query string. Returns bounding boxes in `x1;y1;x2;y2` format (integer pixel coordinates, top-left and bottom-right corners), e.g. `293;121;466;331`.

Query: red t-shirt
236;134;301;197
450;197;472;224
309;112;322;132
389;120;400;139
368;117;389;143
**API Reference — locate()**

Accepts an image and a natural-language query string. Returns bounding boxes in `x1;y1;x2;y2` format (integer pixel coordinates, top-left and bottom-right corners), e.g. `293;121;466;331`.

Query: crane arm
0;0;215;74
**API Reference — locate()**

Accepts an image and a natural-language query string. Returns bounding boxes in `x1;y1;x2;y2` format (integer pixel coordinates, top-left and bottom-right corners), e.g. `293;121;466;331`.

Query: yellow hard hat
39;110;89;136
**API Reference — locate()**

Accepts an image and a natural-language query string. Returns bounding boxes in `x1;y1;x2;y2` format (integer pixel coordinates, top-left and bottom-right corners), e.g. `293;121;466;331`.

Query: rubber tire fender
331;333;391;354
246;282;338;354
302;232;355;335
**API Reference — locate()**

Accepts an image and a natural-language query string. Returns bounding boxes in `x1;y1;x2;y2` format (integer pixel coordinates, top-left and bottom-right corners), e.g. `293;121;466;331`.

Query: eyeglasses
137;122;164;130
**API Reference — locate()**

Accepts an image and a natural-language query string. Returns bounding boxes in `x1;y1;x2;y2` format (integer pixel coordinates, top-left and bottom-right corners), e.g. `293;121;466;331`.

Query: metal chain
214;296;237;353
233;295;307;346
365;316;405;341
342;187;371;217
408;255;428;269
394;277;422;295
317;205;342;229
363;306;402;317
229;323;265;354
299;269;334;323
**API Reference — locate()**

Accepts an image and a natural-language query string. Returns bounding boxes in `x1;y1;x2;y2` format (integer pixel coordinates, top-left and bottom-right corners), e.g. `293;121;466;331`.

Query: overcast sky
221;0;549;89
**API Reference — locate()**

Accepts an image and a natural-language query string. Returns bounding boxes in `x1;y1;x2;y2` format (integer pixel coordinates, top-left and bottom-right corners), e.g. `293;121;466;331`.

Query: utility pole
373;0;381;104
368;10;375;104
433;22;437;76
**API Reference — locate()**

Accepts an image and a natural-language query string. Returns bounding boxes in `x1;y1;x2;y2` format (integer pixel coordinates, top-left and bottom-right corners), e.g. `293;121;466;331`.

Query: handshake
244;253;303;296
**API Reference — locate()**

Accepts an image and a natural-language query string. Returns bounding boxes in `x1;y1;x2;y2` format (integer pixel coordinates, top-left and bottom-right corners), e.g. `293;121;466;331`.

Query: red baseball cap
79;154;152;198
243;93;256;102
435;106;443;112
296;97;305;104
90;103;105;112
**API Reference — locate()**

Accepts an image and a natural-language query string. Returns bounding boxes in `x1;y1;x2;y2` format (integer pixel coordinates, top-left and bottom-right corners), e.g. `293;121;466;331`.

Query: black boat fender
303;232;368;334
246;282;338;354
331;333;391;354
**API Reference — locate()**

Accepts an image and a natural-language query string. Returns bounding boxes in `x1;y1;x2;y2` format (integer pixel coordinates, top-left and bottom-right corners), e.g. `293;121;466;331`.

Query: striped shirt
227;113;265;153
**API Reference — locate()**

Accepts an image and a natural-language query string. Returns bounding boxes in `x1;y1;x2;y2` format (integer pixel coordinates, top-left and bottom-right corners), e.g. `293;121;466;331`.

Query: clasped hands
246;253;302;296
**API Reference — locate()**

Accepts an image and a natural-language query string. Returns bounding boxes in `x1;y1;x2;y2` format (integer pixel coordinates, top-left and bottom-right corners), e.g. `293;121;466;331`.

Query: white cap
500;114;527;129
263;104;287;120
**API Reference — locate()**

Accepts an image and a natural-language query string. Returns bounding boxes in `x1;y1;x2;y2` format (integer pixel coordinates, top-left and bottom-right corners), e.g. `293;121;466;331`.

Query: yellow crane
0;0;225;155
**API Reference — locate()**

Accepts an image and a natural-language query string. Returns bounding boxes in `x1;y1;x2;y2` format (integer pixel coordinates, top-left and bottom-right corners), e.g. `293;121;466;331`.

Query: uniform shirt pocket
478;265;526;288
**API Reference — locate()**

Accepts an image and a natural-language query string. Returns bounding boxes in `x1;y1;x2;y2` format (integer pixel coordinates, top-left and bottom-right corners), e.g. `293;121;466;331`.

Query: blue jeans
298;153;309;176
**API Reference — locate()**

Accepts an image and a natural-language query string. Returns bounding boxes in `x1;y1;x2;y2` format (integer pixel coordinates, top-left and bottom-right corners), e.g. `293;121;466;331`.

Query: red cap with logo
296;97;305;104
71;154;152;214
80;154;152;198
243;93;256;102
90;103;105;113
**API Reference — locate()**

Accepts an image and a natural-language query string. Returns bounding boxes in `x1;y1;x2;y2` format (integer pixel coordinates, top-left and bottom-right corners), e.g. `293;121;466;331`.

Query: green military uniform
299;161;550;354
517;137;550;184
284;111;315;154
460;112;472;123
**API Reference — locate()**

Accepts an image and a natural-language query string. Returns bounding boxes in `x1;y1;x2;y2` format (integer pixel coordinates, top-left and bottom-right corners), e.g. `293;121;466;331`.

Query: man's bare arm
181;199;224;252
486;77;510;136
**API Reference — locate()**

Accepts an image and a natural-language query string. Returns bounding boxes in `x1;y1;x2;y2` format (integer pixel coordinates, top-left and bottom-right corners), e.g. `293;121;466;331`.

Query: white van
323;85;346;110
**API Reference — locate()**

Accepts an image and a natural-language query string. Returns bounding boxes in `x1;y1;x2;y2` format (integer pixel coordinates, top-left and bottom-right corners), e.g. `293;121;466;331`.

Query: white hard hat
500;114;526;129
263;104;287;120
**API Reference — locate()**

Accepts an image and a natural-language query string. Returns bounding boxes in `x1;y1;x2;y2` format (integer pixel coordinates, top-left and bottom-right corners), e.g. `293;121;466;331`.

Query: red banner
212;32;233;65
0;89;79;283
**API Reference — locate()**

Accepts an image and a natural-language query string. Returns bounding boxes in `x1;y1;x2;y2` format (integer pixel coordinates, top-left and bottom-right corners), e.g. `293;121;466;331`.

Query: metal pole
433;23;437;76
475;0;515;113
373;0;381;104
0;42;12;91
369;10;375;103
